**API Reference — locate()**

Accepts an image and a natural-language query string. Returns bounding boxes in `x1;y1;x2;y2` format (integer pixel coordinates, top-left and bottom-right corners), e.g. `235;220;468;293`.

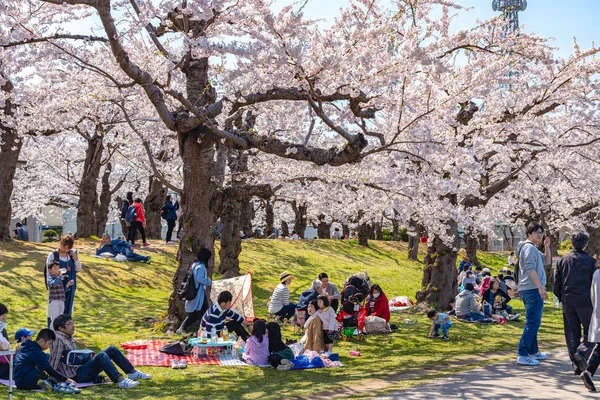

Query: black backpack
160;206;168;220
177;262;200;301
44;251;61;289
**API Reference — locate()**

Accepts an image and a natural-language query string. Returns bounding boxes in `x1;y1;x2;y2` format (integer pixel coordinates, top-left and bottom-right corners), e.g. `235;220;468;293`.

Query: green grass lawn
0;239;565;399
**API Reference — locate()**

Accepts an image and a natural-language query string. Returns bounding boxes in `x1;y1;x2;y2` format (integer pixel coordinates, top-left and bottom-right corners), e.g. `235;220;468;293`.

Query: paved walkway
376;348;597;399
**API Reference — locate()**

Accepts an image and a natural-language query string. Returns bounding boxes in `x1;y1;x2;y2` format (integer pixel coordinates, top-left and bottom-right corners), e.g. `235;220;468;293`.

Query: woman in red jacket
365;284;390;322
131;198;149;247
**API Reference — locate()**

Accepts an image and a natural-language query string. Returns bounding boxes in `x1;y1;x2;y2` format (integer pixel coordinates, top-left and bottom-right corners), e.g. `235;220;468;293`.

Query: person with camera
50;315;151;389
45;236;82;317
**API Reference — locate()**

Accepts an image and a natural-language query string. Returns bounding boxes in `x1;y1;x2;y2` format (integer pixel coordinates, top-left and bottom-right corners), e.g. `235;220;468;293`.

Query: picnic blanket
0;379;109;391
122;340;220;366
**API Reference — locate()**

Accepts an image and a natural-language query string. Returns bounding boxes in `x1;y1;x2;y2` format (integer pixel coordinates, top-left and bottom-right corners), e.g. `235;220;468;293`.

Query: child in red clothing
365;284;390;322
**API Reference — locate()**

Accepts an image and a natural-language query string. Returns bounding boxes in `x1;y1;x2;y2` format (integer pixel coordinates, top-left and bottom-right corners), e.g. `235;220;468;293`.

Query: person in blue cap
14;328;37;352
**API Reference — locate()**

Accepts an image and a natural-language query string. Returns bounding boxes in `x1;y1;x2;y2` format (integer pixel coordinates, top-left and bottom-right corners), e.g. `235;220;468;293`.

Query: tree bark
407;221;423;262
392;219;399;241
265;199;274;237
240;199;254;237
317;214;331;239
93;163;113;237
76;133;104;238
0;130;22;241
281;220;289;237
358;223;369;247
415;219;460;311
144;176;167;239
465;228;482;268
166;51;217;330
291;201;308;238
585;223;600;258
375;221;383;240
0;72;22;241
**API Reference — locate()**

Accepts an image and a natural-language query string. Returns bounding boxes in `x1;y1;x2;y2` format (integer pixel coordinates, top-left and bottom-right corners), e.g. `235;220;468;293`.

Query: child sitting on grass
13;329;77;392
242;319;269;366
265;322;295;370
317;294;339;355
427;310;452;340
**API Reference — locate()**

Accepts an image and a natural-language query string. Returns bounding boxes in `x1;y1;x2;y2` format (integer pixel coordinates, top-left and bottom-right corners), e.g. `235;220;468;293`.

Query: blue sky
273;0;599;58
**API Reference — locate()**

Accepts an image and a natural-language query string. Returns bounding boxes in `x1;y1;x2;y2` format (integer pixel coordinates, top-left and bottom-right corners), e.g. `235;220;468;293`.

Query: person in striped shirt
268;271;296;322
201;291;251;341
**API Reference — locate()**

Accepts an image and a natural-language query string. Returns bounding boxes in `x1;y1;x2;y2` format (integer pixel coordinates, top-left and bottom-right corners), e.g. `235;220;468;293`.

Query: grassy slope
0;239;564;400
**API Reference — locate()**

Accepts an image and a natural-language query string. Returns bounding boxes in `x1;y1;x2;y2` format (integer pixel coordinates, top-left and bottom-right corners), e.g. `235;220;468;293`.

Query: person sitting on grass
365;284;391;322
296;279;324;311
482;278;521;322
317;294;339;356
96;234;151;263
50;314;150;389
242;319;269;366
14;328;36;353
268;271;296;322
302;301;326;353
13;329;77;392
455;283;485;321
201;290;252;341
427;309;452;340
265;322;295;369
448;300;456;316
461;271;477;289
0;303;11;380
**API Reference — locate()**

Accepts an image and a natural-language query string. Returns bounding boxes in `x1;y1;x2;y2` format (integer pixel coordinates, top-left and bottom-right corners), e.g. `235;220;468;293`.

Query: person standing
130;198;149;247
554;231;596;374
580;266;600;391
45;236;82;317
176;248;213;334
122;192;134;244
163;195;179;244
13;222;29;241
515;222;552;366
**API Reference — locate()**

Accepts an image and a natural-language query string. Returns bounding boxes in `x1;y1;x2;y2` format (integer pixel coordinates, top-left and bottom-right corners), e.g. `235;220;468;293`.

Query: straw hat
280;271;294;283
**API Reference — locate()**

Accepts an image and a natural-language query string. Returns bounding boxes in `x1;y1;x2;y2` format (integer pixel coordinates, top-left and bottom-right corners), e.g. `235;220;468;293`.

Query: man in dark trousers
554;231;597;374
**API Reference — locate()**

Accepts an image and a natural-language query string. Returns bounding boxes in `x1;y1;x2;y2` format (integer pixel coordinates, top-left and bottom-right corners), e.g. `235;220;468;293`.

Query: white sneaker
179;360;187;369
118;378;140;389
128;370;152;380
171;359;179;369
529;352;547;360
517;355;540;366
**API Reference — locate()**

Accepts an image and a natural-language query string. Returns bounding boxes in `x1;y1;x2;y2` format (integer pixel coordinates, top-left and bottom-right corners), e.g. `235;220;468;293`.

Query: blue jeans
74;346;135;383
518;289;544;356
124;247;149;262
458;312;485;321
275;303;297;321
434;322;452;335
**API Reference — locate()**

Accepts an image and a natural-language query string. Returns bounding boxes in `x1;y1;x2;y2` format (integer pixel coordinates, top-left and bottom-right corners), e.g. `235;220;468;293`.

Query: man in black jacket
554;231;597;374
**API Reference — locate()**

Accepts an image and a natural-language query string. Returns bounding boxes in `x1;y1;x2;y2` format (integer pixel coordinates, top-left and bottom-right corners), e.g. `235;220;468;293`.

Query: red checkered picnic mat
122;340;219;367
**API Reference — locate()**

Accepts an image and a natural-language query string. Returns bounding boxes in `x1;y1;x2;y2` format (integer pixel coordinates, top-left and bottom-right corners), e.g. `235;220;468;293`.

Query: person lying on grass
96;234;151;263
427;309;452;340
49;314;151;389
201;290;252;341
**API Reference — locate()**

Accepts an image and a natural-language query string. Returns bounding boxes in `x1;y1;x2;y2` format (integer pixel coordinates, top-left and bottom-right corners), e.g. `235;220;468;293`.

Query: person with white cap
268;271;296;322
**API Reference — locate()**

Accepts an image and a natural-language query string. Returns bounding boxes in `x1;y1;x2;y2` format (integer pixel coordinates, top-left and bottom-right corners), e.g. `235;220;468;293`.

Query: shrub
43;229;58;242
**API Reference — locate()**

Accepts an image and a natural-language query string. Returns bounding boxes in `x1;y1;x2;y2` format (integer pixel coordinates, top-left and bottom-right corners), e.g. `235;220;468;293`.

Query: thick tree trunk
358;223;369;247
240;199;254;237
0;129;22;241
465;228;482;268
392;219;399;241
317;214;331;239
292;202;308;238
585;223;600;258
93;163;113;237
219;198;242;278
375;221;383;240
281;220;289;237
166;51;217;330
0;73;21;241
416;219;460;311
368;224;376;240
407;222;423;262
265;199;274;237
342;224;350;239
144;176;167;239
76;134;104;238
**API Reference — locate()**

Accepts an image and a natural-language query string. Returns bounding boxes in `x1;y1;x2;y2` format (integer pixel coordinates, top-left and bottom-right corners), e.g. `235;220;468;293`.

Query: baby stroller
337;274;370;329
